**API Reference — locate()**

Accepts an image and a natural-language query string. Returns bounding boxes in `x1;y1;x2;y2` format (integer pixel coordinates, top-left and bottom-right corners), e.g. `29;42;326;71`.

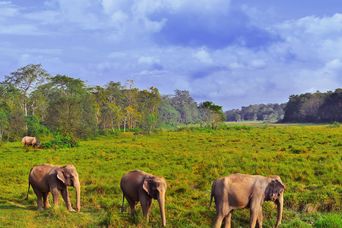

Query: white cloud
0;1;19;17
138;56;160;65
193;48;213;64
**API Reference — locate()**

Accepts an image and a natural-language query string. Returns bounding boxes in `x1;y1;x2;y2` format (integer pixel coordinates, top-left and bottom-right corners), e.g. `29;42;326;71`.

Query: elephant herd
26;163;285;228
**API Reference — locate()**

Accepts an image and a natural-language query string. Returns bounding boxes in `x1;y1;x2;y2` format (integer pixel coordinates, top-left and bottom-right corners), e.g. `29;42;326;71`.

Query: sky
0;0;342;110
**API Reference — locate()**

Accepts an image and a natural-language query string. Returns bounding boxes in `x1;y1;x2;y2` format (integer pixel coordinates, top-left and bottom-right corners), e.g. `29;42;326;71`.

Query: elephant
120;170;167;227
22;136;40;147
26;164;81;212
210;173;285;228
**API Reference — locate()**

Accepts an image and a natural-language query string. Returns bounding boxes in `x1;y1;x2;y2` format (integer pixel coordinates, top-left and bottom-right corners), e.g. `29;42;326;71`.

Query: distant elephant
120;170;167;227
26;164;81;212
22;136;40;147
210;173;285;228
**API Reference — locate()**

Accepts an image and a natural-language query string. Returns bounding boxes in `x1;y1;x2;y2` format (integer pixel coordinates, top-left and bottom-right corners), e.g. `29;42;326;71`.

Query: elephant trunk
275;192;284;227
158;191;166;227
74;179;81;212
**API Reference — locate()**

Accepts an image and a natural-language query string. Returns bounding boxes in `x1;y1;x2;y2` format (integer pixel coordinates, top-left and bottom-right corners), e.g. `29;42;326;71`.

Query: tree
199;101;224;128
4;64;49;117
171;90;199;124
43;75;97;138
0;83;26;140
158;96;180;127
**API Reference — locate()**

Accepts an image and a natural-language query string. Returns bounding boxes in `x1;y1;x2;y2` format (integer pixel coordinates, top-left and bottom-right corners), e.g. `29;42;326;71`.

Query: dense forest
0;64;224;141
282;89;342;123
225;103;286;122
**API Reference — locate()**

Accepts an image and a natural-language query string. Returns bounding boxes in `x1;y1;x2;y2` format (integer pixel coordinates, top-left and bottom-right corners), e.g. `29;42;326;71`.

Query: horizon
0;0;342;109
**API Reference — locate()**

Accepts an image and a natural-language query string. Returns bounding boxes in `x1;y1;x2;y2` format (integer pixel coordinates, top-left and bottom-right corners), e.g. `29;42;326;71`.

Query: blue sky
0;0;342;109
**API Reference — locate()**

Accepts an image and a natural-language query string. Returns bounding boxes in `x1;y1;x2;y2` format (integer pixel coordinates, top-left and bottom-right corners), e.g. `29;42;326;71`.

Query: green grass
0;124;341;227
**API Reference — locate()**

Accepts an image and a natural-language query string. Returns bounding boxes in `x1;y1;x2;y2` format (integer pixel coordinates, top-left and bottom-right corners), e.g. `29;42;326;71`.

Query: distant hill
225;103;286;122
283;89;342;123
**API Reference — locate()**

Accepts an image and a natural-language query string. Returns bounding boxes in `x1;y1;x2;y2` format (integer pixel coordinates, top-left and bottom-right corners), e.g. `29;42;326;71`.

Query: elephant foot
68;207;76;212
37;207;44;211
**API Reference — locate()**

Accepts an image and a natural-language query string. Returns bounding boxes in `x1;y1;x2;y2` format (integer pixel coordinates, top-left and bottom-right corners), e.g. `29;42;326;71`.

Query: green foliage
328;122;341;128
41;133;79;149
0;124;340;227
284;89;342;123
1;65;223;141
226;103;286;122
26;115;50;137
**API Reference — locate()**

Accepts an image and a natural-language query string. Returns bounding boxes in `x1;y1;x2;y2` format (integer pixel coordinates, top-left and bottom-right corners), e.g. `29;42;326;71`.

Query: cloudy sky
0;0;342;109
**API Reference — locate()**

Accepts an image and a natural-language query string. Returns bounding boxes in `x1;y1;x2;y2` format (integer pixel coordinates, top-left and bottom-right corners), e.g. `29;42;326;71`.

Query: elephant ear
265;179;285;201
57;169;66;184
143;177;157;197
274;179;285;193
143;177;151;195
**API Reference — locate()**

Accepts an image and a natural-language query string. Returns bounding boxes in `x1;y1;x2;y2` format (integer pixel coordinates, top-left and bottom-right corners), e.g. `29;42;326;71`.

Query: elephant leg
126;198;136;216
61;188;74;211
214;200;229;228
250;205;261;228
257;210;263;228
34;190;44;211
140;196;152;221
51;188;60;206
43;192;51;209
224;212;232;228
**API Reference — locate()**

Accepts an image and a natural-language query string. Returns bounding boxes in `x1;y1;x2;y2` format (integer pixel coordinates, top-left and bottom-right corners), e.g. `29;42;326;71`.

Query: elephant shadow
0;198;36;211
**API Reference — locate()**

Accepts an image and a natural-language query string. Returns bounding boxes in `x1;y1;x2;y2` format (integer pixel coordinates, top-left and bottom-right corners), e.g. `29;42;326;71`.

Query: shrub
328;122;341;128
41;133;78;149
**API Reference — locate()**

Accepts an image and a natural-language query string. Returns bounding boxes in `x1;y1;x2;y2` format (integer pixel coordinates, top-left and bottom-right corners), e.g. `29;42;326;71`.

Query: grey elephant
22;136;40;147
120;170;167;227
210;173;285;228
26;164;81;212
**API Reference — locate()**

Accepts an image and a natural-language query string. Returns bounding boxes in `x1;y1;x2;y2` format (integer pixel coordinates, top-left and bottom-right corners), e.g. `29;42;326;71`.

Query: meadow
0;124;341;227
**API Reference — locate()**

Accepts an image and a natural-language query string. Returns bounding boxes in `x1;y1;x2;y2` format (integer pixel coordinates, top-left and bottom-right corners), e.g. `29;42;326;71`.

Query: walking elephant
210;173;285;228
120;170;167;227
22;136;40;147
26;164;81;212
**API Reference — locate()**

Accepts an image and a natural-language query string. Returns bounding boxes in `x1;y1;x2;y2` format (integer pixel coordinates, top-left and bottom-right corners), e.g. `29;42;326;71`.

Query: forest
1;64;341;144
0;64;224;142
225;103;286;122
282;90;342;123
225;90;342;123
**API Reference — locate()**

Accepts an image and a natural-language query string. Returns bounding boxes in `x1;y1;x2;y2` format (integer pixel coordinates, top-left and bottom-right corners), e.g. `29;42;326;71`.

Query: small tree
199;101;225;128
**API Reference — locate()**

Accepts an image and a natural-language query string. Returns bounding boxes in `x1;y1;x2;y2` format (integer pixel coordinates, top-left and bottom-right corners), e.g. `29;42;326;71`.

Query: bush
99;129;121;136
26;115;50;137
41;134;79;149
328;122;340;128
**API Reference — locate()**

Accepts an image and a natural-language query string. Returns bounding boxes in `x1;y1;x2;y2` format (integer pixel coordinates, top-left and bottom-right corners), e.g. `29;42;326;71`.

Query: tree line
0;64;224;141
282;89;342;123
225;103;286;122
225;89;342;123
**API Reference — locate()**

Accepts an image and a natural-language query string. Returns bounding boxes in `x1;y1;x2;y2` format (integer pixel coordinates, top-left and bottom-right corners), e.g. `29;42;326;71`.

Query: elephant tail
25;182;30;200
25;168;33;200
209;192;214;208
120;193;125;212
209;182;214;208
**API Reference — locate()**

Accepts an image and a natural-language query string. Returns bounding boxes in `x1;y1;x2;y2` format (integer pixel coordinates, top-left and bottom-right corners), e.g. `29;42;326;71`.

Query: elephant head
265;176;285;227
56;165;81;212
143;176;167;227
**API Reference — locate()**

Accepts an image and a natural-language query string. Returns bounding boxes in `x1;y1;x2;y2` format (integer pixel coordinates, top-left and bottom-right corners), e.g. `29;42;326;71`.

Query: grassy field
0;124;341;227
